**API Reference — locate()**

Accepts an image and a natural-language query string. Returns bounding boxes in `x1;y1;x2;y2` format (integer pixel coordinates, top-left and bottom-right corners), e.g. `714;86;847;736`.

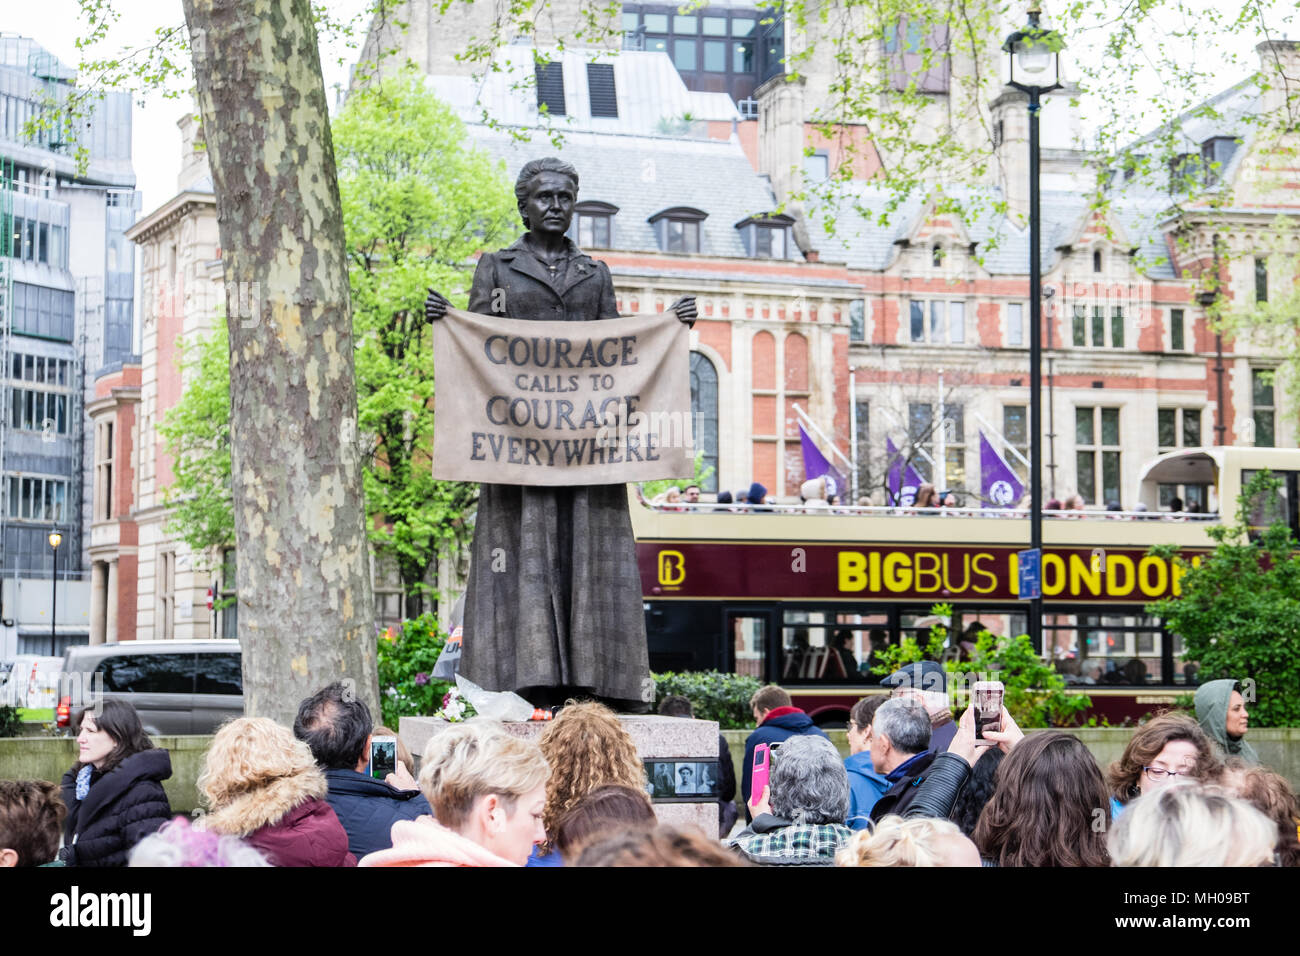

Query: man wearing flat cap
881;661;958;753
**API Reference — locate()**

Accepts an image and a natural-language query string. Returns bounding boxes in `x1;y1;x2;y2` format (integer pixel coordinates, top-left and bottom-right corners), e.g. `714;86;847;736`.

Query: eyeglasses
1142;767;1191;780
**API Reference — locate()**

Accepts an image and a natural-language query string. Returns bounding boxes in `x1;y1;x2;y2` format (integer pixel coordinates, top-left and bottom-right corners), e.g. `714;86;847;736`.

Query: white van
0;655;63;709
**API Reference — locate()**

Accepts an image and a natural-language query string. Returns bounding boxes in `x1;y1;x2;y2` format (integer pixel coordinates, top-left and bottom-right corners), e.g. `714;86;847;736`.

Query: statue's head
515;157;579;234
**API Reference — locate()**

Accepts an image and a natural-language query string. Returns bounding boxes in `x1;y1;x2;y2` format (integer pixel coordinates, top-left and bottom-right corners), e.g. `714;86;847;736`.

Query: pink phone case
752;743;771;803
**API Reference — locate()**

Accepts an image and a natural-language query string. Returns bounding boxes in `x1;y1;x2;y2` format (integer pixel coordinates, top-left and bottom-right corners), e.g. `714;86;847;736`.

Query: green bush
376;614;455;728
962;631;1090;728
1147;469;1300;727
652;671;762;729
0;705;22;738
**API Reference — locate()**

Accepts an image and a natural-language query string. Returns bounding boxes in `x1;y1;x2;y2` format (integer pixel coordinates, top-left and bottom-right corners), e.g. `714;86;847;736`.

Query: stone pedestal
400;714;721;836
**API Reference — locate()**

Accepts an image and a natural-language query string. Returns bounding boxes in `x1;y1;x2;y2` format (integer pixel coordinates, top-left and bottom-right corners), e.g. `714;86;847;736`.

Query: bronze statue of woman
426;157;696;710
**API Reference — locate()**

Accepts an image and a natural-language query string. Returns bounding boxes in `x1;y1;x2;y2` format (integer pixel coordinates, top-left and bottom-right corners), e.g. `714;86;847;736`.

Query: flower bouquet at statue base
452;674;552;722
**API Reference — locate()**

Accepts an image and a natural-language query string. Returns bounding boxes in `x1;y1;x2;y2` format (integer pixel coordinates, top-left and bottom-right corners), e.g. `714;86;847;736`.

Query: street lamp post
48;529;62;656
1005;6;1063;657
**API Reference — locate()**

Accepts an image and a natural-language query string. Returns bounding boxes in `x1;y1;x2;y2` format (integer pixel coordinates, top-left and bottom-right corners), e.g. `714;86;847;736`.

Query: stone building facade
362;4;1296;513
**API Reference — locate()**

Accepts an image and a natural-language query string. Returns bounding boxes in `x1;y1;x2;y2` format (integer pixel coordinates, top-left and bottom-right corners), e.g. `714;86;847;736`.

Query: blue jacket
323;768;433;860
844;751;889;831
741;708;829;819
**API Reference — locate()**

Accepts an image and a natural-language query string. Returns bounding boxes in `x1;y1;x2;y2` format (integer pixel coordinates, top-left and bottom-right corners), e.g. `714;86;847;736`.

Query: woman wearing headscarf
1194;678;1259;765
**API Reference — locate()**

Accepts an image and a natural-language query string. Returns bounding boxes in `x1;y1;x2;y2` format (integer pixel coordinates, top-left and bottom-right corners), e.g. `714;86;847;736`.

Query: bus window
900;609;949;654
1159;482;1209;511
1242;469;1299;539
729;612;767;679
952;610;1027;652
1049;613;1165;685
780;608;883;682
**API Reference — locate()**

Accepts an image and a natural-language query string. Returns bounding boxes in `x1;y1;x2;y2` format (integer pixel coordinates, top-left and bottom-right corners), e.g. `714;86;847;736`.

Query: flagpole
849;367;859;502
791;403;854;471
936;369;946;491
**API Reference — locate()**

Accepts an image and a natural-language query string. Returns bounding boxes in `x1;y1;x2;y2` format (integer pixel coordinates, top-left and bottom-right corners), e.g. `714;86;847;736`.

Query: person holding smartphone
293;683;432;860
897;704;1113;866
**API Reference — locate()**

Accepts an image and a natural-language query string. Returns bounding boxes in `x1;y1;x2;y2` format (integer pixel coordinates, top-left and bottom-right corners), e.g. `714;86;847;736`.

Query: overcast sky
3;0;370;216
2;0;1294;219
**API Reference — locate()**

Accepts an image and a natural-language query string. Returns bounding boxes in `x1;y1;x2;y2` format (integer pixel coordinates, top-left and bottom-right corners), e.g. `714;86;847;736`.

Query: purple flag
980;431;1025;509
798;425;847;499
886;437;925;507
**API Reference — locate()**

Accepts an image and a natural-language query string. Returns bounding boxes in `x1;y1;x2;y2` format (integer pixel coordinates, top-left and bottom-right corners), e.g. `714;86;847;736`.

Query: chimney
1256;39;1300;129
176;110;212;193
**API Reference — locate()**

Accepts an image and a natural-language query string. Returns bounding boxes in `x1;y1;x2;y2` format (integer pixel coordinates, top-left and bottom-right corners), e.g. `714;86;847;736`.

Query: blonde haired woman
197;717;354;866
360;721;549;867
835;814;981;867
1108;782;1277;867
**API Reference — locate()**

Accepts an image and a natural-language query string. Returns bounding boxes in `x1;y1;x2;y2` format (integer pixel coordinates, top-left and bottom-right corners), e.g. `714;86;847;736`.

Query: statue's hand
425;288;451;322
669;296;697;327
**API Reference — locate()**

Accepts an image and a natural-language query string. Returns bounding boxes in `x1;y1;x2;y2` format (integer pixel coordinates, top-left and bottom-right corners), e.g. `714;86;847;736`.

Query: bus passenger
831;629;864;680
911;483;940;512
799;476;830;510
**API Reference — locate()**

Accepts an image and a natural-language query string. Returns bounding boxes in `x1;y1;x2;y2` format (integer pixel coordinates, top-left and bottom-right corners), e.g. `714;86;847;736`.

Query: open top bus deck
631;447;1300;724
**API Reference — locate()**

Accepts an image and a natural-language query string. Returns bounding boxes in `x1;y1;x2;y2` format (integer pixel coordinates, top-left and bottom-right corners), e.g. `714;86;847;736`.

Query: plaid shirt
730;819;852;866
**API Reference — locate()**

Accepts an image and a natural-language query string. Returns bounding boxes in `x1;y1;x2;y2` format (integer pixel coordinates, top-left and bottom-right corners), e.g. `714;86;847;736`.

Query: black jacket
468;236;619;322
59;749;173;867
901;752;973;820
868;750;937;823
323;768;433;861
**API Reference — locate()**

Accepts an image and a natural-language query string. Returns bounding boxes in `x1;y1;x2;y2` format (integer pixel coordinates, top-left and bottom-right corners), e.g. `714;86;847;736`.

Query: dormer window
1093;248;1103;273
586;62;618;118
571;201;617;249
535;60;566;116
735;213;793;259
1201;136;1238;185
932;244;943;268
650;207;707;254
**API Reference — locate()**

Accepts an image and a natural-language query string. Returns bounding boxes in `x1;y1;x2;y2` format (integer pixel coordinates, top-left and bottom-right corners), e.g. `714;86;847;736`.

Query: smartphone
370;735;397;779
972;681;1004;746
751;743;771;804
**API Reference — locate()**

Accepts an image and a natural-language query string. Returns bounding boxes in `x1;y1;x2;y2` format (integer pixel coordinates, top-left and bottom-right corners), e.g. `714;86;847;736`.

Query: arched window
690;352;719;492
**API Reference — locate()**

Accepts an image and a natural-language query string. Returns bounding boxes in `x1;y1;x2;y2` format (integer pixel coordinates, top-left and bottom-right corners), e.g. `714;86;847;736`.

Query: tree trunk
182;0;378;724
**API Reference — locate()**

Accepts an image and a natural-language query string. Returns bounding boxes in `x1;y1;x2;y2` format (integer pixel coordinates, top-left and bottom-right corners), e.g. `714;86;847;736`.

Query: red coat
202;762;356;867
245;797;356;868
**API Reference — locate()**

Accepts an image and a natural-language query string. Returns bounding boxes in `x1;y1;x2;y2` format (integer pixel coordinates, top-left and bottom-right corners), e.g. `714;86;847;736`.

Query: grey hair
872;698;931;756
769;735;850;825
1107;781;1277;867
515;157;579;227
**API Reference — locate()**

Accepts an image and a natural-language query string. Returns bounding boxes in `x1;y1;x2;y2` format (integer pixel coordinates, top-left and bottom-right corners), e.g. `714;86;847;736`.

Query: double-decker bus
633;447;1300;725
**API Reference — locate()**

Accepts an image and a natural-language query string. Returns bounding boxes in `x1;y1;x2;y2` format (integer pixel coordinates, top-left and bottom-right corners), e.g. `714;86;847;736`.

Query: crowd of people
641;481;1207;519
0;673;1294;867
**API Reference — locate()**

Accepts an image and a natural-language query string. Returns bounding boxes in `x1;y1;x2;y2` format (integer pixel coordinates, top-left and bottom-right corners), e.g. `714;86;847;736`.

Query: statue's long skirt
461;482;650;703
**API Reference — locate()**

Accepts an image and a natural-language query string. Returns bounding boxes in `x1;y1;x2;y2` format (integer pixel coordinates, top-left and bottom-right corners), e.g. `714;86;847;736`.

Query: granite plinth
400;713;721;836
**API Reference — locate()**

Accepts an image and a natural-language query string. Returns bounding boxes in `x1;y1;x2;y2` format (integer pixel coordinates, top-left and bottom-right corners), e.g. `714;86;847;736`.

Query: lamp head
1003;6;1065;92
48;530;62;549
